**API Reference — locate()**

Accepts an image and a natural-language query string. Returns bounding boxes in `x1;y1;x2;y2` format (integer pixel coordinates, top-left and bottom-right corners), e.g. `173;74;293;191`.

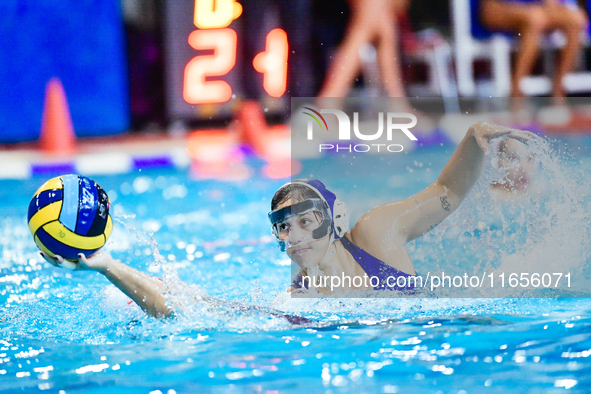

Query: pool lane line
0;150;190;180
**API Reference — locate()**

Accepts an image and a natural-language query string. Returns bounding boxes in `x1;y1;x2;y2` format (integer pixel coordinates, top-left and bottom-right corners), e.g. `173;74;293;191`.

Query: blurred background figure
317;0;412;106
489;138;538;201
478;0;588;99
123;0;166;131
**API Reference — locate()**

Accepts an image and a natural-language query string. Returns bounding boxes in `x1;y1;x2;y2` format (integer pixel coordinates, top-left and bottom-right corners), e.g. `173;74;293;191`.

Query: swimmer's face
276;198;331;268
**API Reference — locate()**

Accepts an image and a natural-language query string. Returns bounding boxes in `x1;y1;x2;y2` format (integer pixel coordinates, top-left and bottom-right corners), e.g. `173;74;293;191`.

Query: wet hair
271;183;320;211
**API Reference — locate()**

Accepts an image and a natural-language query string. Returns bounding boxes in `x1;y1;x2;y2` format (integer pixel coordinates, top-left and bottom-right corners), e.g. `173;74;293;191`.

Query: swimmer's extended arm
40;251;173;318
402;122;535;241
351;122;536;248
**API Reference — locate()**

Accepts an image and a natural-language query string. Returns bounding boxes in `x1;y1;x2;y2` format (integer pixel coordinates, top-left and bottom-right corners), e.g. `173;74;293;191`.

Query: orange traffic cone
39;78;76;154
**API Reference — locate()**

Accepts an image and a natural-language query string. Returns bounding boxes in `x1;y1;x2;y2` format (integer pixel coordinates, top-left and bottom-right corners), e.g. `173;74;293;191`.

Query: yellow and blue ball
28;175;113;262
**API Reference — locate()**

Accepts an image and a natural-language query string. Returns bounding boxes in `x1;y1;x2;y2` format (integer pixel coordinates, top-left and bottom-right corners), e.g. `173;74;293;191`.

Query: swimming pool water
2;136;591;393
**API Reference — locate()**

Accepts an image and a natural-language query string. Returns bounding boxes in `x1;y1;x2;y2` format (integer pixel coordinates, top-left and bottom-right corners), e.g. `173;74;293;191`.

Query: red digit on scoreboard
183;28;237;105
253;28;289;98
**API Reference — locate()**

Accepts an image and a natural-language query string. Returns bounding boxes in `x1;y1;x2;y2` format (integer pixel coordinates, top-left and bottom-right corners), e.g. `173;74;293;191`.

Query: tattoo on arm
440;196;451;211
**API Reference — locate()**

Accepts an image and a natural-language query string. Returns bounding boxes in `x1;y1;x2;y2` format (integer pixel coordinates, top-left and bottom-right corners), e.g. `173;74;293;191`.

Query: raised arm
404;122;536;240
41;251;173;318
351;122;536;250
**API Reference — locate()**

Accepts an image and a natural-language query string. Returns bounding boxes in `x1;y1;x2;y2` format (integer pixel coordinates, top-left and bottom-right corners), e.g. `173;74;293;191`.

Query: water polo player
268;122;536;293
40;122;535;317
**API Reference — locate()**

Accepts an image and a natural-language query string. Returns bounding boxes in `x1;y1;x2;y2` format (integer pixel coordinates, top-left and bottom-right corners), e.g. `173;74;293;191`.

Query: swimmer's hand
41;251;172;318
470;122;538;156
40;251;113;273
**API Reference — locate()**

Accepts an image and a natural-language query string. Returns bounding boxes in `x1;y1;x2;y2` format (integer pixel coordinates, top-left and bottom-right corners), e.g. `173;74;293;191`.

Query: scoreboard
164;0;289;121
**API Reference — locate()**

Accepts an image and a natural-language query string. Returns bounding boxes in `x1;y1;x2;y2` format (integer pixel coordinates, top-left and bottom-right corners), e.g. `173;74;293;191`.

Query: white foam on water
115;133;591;332
4;135;590;337
416;133;591;298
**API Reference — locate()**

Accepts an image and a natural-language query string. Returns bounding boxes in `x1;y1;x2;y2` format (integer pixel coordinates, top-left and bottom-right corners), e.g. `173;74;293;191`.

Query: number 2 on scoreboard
183;28;237;104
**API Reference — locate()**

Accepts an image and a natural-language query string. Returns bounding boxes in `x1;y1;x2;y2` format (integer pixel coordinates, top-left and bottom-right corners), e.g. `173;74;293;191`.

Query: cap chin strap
317;232;335;269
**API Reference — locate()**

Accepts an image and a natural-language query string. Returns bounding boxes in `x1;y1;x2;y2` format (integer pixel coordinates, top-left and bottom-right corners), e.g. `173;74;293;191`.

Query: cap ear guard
332;199;349;238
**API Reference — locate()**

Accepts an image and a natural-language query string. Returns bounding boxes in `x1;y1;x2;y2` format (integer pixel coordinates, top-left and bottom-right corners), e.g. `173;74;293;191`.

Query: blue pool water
2;135;591;393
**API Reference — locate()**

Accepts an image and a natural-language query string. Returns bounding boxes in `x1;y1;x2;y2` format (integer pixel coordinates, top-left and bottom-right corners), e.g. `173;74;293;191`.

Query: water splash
3;138;590;339
111;134;591;329
113;212;302;333
414;134;591;297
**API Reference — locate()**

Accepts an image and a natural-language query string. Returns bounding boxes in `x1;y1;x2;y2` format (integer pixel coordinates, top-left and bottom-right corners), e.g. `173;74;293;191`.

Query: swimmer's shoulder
338;230;415;276
347;217;373;250
347;209;406;253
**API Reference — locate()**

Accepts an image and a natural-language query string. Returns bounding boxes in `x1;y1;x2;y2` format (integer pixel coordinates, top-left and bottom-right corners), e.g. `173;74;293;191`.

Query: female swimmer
41;122;535;317
268;122;535;292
